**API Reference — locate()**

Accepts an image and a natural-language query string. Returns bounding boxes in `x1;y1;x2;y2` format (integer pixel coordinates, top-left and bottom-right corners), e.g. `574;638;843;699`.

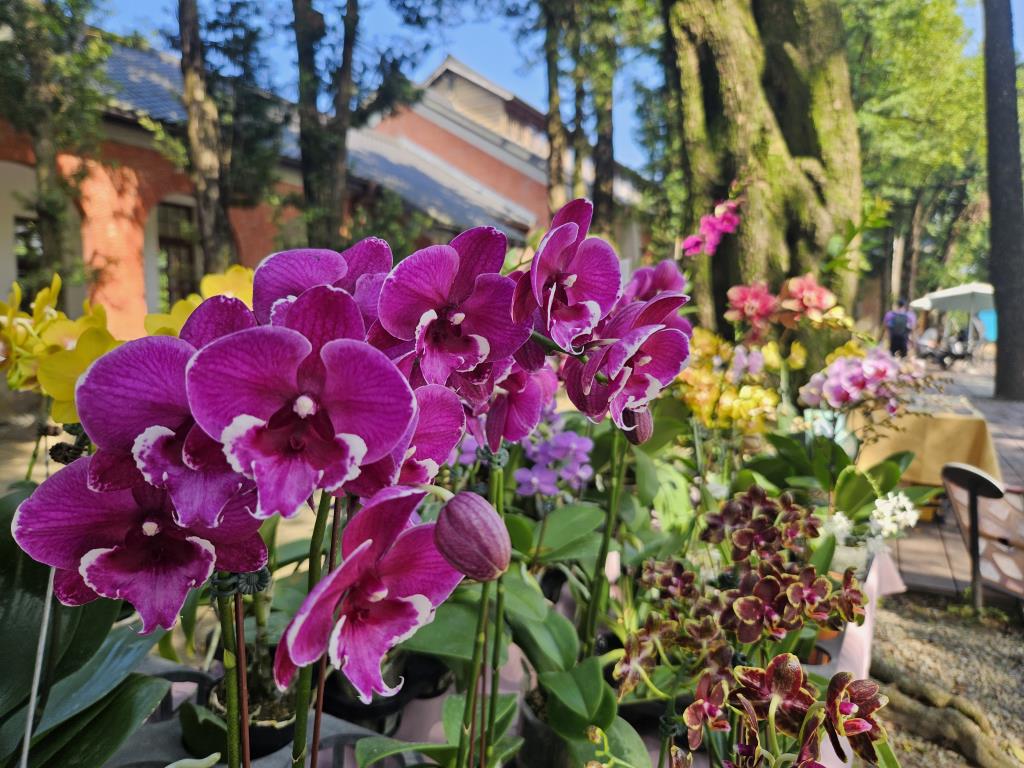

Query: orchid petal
253;248;348;323
179;296;256;349
378;245;460;339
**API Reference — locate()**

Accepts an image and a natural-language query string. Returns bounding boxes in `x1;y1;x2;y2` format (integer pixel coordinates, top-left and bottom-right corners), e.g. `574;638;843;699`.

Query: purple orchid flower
345;384;465;498
512;199;621;353
514;465;560;496
273;487;462;703
477;362;545;452
377;227;530;386
77;299;256;527
252;239;393;326
13;457;265;632
186;285;415;519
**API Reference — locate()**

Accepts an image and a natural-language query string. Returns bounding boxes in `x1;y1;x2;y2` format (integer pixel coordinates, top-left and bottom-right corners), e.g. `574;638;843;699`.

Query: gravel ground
872;592;1024;768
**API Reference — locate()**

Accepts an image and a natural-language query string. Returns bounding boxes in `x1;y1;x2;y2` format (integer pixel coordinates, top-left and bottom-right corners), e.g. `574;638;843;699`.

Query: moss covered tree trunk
542;0;568;217
663;0;862;328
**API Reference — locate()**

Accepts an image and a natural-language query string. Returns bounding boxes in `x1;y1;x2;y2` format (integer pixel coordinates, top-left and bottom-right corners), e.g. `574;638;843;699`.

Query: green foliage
346;188;431;261
537;657;617;741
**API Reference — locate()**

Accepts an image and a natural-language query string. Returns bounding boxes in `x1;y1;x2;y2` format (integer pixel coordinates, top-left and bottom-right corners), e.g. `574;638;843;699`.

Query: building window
157;203;198;309
13;217;50;299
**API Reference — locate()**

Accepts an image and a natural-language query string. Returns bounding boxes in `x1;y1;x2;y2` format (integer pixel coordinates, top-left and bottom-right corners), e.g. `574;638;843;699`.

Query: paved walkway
894;360;1024;601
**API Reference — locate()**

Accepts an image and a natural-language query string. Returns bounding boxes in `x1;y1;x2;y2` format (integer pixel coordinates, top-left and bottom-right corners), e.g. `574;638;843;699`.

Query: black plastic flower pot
515;698;574;768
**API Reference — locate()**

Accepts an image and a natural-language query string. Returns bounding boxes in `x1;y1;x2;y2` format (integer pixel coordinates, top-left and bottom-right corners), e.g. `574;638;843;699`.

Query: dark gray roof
103;45;535;235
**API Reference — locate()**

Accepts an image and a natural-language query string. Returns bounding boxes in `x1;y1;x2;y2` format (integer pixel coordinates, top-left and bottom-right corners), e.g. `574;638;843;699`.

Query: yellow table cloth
855;396;1002;486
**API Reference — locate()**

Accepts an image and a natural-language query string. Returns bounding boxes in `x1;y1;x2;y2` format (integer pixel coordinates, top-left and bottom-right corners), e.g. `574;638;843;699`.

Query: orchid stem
456;580;492;768
291;492;333;768
233;593;251;768
484;464;506;762
582;429;627;655
216;587;241;768
767;695;782;758
311;497;346;768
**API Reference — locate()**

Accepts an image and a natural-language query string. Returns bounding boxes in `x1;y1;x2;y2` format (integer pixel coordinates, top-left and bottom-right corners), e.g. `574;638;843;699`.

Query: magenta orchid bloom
724;282;778;341
346;384;465;498
513;199;621;353
377;227;530;386
13;457;265;632
77;302;256;527
471;361;545;452
274;487;462;702
187;285;415;518
252;239;393;326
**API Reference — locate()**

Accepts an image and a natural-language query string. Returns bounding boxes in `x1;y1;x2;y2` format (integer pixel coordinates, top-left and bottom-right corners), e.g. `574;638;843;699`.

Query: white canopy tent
910;282;994;313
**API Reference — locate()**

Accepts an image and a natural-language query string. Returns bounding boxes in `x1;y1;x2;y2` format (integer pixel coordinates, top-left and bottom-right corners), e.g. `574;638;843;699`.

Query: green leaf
810;534;836;576
0;626;164;760
631;447;660;506
501;569;549;624
567;716;648;767
532;504;604;557
884;451;915;474
508;606;578;673
440;692;518;748
401;599;504;672
538;657;617;741
51;598;122;681
355;736;456;767
867;461;902;496
903;485;942;505
731;468;780;496
505;513;535;555
766;433;814;476
487;735;524;768
179;702;227;760
874;739;904;768
32;673;169;768
785;475;822;490
834;466;877;515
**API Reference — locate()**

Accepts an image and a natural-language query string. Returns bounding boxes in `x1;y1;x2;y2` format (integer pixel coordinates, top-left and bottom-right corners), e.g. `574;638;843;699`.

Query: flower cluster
725;273;849;344
512;200;692;432
798;347;924;414
15;198;691;707
514;409;594;497
682;199;742;257
869;491;919;538
683;654;890;766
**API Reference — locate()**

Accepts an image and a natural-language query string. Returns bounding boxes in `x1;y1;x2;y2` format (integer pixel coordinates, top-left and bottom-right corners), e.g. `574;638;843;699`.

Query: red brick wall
0;121;299;338
375;107;548;228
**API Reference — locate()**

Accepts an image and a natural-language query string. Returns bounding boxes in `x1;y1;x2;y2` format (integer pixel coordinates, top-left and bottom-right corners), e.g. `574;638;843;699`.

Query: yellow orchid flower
144;295;202;337
787;340;808;371
31;273;63;325
760;341;782;371
200;264;254;308
37;327;120;424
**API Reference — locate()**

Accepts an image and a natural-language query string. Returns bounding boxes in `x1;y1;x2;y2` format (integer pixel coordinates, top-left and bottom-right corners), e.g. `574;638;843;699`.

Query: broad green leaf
0;626;164;760
903;485;942;505
567;716;648;767
884;451;915;474
538;533;602;565
505;513;535;555
538;657;617;740
179;702;227;760
401;600;504;672
532;504;604;556
32;673;169;768
766;433;814;476
731;468;780;496
810;534;837;576
501;569;549;624
742;456;793;489
834;466;877;515
631;448;660;506
51;598;122;681
867;461;902;497
487;735;524;768
355;736;456;767
508;606;578;673
785;475;822;490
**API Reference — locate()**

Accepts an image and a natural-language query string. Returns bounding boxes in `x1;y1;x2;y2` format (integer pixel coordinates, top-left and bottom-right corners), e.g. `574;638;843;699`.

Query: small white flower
869;491;918;539
824;511;853;543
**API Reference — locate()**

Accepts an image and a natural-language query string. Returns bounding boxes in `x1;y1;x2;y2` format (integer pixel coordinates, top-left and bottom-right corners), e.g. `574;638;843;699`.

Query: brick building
0;47;641;338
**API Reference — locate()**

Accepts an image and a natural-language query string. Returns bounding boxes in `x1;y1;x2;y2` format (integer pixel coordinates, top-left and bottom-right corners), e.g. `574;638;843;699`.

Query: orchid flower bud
435;492;511;581
622;407;654;445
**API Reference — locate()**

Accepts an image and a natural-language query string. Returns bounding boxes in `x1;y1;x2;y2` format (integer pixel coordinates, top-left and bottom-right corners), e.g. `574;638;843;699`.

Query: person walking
884;298;915;357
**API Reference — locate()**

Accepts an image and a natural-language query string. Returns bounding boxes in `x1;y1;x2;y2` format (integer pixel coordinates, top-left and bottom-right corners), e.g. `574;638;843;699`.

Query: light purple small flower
274;487;461;703
13;458;265;632
377;228;530;386
514;466;560;496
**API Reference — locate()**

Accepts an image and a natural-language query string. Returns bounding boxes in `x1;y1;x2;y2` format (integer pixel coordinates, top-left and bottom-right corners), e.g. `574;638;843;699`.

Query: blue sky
99;0;1023;170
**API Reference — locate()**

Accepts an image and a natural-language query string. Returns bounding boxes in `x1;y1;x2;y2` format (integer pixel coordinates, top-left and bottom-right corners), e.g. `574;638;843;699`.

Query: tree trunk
326;0;358;249
590;43;615;234
570;25;587;200
291;0;334;247
178;0;233;273
542;0;568;217
983;0;1024;400
905;192;929;300
663;0;862;321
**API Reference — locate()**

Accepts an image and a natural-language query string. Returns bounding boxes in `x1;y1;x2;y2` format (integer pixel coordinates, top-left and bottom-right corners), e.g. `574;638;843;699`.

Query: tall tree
541;0;568;216
586;2;618;230
660;0;862;328
178;0;234;273
983;0;1024;400
0;0;109;295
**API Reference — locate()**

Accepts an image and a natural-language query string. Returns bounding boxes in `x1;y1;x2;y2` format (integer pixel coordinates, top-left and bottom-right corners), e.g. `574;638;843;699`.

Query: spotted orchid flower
824;673;888;763
186;285;415;518
512;199;621;353
77;297;256;527
13;457;265;632
682;673;731;750
377;227;530;386
733;653;817;737
273;487;462;703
